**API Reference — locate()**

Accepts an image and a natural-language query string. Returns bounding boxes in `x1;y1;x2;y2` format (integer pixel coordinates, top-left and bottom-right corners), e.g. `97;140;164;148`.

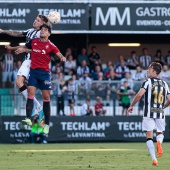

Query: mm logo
95;7;131;26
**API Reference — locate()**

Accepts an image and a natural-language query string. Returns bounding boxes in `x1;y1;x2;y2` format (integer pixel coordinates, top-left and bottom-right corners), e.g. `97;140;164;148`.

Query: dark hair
131;51;136;55
38;14;49;23
40;23;52;34
86;99;90;102
142;47;147;51
149;62;162;75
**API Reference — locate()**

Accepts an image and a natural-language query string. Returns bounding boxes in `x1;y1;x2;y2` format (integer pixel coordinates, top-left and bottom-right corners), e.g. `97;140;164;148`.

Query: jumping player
13;23;66;134
1;14;49;121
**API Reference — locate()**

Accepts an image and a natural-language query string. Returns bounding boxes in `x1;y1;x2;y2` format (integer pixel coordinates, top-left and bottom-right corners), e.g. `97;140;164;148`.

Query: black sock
19;85;27;92
43;101;50;125
26;98;34;119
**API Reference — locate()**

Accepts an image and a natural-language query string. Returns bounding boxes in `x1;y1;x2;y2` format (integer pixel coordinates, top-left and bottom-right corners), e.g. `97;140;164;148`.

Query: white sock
33;98;42;112
21;89;42;112
146;139;156;161
156;134;164;143
21;89;28;99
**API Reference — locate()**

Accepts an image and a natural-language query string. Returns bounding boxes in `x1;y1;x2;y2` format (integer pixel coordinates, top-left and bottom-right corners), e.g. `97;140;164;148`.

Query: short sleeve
22;29;31;37
49;42;60;54
141;79;149;90
25;39;33;49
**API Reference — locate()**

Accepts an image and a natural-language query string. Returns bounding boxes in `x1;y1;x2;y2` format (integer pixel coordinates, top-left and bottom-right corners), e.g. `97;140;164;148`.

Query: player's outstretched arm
0;29;24;37
15;47;32;54
5;45;26;51
56;52;66;62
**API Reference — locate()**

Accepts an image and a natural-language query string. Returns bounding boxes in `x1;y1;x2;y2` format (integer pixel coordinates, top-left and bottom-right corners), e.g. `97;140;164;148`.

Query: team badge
46;45;49;49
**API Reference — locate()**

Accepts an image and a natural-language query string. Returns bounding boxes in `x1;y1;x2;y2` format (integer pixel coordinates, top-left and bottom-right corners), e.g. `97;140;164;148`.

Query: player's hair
40;23;52;34
38;14;49;23
96;96;101;101
149;62;162;75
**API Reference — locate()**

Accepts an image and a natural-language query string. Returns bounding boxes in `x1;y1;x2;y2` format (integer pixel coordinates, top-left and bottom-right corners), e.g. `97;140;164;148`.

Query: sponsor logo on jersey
33;49;41;53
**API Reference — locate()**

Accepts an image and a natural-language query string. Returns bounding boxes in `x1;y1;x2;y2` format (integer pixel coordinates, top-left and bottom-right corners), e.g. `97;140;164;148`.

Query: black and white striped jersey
22;28;40;60
141;77;170;119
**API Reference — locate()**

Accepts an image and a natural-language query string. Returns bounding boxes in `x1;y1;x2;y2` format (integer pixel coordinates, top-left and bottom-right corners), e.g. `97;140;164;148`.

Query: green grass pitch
0;143;170;170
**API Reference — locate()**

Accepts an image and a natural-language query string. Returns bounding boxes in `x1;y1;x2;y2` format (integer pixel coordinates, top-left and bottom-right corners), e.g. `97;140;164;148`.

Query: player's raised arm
0;29;24;37
56;52;66;62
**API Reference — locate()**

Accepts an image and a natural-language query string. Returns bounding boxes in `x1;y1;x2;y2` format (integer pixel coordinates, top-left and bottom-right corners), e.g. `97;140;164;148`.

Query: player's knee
43;97;50;101
156;132;164;135
15;77;24;88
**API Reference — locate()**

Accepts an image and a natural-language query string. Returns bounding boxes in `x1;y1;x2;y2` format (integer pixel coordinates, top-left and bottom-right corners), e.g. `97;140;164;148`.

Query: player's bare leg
146;131;158;166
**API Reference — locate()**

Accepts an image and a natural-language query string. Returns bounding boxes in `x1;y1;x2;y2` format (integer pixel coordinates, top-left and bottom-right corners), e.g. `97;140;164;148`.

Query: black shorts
122;103;130;109
68;99;75;104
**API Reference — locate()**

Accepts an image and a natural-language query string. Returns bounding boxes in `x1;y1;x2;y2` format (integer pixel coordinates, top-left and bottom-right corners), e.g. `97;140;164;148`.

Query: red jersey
94;103;103;112
26;38;60;71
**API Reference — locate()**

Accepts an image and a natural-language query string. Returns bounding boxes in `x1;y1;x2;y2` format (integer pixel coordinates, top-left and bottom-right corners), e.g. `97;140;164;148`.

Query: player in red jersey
9;24;66;134
2;15;49;122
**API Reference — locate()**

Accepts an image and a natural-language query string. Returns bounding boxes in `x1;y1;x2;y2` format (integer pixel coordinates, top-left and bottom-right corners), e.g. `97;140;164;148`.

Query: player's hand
15;47;26;54
61;56;66;62
127;106;133;114
5;45;12;50
0;29;4;33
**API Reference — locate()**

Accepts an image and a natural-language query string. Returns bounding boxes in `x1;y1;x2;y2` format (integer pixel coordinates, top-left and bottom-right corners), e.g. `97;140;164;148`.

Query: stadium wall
1;116;170;143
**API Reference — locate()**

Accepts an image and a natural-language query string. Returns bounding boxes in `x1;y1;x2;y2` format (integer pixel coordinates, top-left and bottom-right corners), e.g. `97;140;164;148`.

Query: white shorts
17;60;31;80
142;117;165;132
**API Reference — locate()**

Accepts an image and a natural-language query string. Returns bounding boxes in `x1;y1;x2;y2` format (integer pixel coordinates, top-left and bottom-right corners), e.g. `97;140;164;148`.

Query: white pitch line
0;164;170;168
9;148;138;152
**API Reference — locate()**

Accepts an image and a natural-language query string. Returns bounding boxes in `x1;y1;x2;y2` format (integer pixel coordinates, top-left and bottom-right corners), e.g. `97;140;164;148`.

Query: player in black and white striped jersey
127;62;170;166
0;14;48;120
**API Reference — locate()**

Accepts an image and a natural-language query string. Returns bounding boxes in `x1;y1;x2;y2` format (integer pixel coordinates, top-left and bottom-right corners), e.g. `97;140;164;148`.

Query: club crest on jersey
34;43;37;45
46;45;49;49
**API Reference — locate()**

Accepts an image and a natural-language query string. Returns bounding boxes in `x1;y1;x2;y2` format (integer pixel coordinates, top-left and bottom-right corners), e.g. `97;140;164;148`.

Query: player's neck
33;26;39;30
150;75;158;79
40;37;48;42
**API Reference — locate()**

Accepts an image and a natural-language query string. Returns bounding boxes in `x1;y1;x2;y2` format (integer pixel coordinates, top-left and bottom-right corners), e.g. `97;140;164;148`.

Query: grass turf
0;143;170;170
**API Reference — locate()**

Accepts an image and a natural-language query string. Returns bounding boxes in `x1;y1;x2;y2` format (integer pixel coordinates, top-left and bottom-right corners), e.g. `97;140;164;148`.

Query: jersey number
153;90;164;104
